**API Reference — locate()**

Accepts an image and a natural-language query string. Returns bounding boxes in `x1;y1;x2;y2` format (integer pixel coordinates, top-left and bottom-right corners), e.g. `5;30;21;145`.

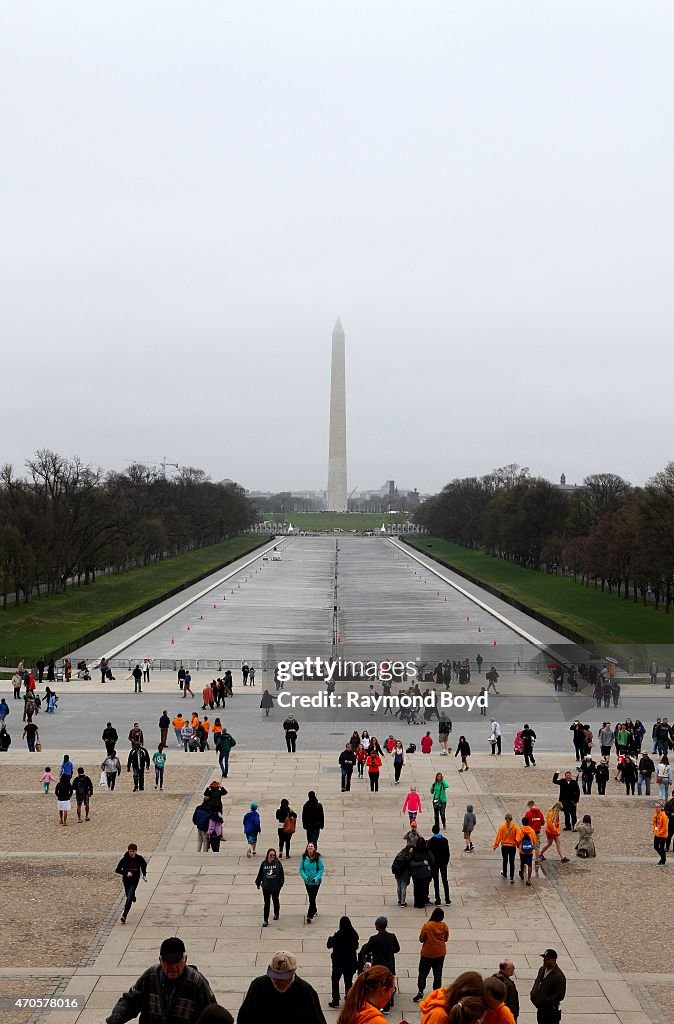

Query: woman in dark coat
275;798;297;858
255;848;285;925
327;915;359;1008
260;690;274;717
410;837;435;908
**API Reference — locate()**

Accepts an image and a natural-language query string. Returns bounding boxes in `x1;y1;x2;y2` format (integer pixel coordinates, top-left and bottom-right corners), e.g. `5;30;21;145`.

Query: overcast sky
1;2;672;495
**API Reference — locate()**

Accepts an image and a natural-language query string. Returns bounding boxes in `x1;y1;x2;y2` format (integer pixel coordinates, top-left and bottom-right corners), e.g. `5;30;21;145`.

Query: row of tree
0;450;258;607
414;463;674;611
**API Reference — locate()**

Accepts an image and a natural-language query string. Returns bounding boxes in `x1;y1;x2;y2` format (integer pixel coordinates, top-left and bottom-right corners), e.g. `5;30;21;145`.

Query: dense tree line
415;463;674;611
0;450;257;608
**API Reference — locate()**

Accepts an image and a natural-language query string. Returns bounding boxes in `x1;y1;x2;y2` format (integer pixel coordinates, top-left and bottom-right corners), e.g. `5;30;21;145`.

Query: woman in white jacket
656;756;672;800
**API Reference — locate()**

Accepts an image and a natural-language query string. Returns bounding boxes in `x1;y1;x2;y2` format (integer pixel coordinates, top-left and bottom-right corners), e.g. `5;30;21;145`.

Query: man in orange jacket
653;803;668;865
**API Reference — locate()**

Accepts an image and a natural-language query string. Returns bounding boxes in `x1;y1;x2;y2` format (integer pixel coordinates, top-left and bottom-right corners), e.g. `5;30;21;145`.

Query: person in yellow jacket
653;803;668;865
516;818;538;885
172;714;186;748
493;814;519;883
413;908;450;1002
539;803;569;863
336;965;402;1024
190;712;201;730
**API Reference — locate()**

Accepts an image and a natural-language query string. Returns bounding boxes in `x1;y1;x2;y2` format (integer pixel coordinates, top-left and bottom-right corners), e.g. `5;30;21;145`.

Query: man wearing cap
403;819;423;848
237;951;326;1024
529;949;566;1024
106;937;217;1024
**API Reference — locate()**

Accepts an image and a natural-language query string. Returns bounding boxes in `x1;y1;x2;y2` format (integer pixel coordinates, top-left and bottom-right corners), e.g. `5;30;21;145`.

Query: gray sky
1;1;672;494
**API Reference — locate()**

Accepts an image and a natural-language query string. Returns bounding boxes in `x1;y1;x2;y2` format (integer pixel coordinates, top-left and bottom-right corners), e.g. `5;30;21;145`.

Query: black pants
122;879;138;918
132;769;145;791
306;828;320;846
394;762;403;782
134;678;142;692
286;733;296;752
412;877;430;907
341;769;352;791
106;772;117;790
432;864;450;902
418;955;444;993
305;882;320;919
369;772;379;792
278;830;291;856
524;747;536;766
666;817;674;852
654;836;666;863
433;803;446;831
624;779;635;795
596;779;606;795
574;742;584;761
582;779;593;795
562;802;577;829
501;845;516;879
536;1010;561;1024
331;965;354;1003
262;890;280;922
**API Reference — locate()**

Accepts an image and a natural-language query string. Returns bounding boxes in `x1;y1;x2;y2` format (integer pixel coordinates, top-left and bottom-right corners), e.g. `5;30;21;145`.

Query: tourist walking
595;758;609;795
521;724;537;767
22;719;39;752
431;772;449;830
523;801;545;874
656;756;672;800
183;670;194;699
529;950;566;1024
455;736;471;772
275;798;297;858
493;814;519;883
636;753;654;797
172;713;185;747
214;727;236;778
463;804;477;851
73;766;93;822
653;802;668;864
115;843;148;924
339;743;356;791
579;757;596;795
438;716;452;754
358;918;399;1013
192;799;212;852
106;937;216;1024
392;739;406;782
131;664;143;693
366;748;382;791
101;751;121;790
327;916;359;1009
410;836;435;907
489;719;502;755
237;951;325;1023
242;662;250;686
283;715;299;752
539;804;569;863
553;770;580;830
516;818;537;885
413;908;449;1002
402;785;423;823
392;845;413;906
152;746;166;790
428;827;451;905
158;711;170;747
260;690;274;716
256;848;284;925
181;719;195;751
243;802;261;855
299;842;324;923
302;791;325;846
55;775;73;825
127;745;150;791
41;767;57;794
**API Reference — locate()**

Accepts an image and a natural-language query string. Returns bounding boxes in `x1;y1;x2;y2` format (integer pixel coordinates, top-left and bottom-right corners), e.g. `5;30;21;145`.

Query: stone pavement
24;749;660;1024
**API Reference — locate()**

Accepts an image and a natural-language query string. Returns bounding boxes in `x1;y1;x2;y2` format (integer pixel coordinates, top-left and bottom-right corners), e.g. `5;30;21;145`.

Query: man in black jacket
360;917;400;1012
115;843;148;924
72;766;94;822
127;746;150;791
530;949;566;1024
302;791;325;846
553;771;581;830
521;724;537;767
102;722;118;756
493;960;519;1020
238;951;326;1024
338;743;356;791
428;829;451;905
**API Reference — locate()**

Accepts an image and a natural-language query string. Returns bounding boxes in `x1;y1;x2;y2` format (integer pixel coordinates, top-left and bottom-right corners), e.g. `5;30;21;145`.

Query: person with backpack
391;845;413;907
516;817;537;885
255;848;284;926
152;746;166;790
299;842;324;923
327;916;359;1008
275;799;297;858
463;804;477;852
243;802;261;857
302;791;325;846
430;772;449;831
72;766;94;822
358;917;400;1014
214;727;236;778
455;737;471;772
493;814;519;883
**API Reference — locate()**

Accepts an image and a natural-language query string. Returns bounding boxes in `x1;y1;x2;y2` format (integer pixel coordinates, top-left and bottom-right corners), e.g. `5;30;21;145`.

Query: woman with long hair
299;841;324;923
539;803;569;862
393;740;406;784
366;748;383;792
410;836;435;908
274;798;297;859
327;915;360;1009
419;970;486;1024
336;966;397;1024
254;848;284;925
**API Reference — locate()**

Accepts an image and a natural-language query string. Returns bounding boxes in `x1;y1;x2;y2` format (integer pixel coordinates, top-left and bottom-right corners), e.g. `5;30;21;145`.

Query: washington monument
327;317;347;511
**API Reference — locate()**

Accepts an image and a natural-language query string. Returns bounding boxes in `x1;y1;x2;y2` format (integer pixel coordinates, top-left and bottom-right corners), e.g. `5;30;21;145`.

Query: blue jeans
219;750;229;776
123;879;138;918
659;781;670;801
637;772;651;796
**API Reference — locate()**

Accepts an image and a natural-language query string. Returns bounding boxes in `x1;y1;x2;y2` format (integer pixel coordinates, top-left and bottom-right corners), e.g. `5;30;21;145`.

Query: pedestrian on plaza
192;799;212;852
302;791;324;846
181;720;195;752
529;950;566;1024
275;798;297;858
403;818;423;847
366;748;383;792
299;842;324;923
570;721;586;761
241;662;250;686
337;965;397;1024
101;751;122;790
593;757;608;795
523;801;544;874
177;665;186;690
418;969;486;1024
127;745;150;791
256;848;284;926
260;690;274;717
23;693;36;722
463;804;477;851
152;745;166;790
428;827;451;905
131;664;143;693
172;713;185;747
438;716;452;754
664;797;674;852
392;739;406;783
327;916;359;1009
249;665;256;686
476;653;484;674
579;756;596;795
243;802;261;856
238;951;326;1024
202;682;214;710
72;766;93;822
489;720;502;756
222;669;233;696
455;736;471;772
55;775;73;825
483;976;516;1024
355;742;367;780
142;659;151;685
106;936;216;1024
653;802;668;864
598;722;613;759
402;785;423;823
0;726;11;751
358;918;400;1013
574;814;595;858
493;813;519;883
41;767;57;794
553;770;580;830
520;724;537;767
183;670;194;699
283;715;299;752
410;837;435;907
413;907;449;1003
421;731;434;754
12;671;22;699
158;710;170;748
22;719;39;752
392;844;413;906
214;726;236;777
339;743;357;791
493;961;519;1021
59;754;74;779
0;697;9;727
656;756;672;800
622;753;638;795
486;665;500;693
197;717;211;752
539;804;569;863
128;722;144;748
516;818;537;885
431;772;449;830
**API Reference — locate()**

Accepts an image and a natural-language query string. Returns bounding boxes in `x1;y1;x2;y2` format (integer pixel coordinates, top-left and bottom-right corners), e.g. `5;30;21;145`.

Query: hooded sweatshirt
419;920;449;958
463;806;477;831
352;1004;388;1024
419;988;450;1024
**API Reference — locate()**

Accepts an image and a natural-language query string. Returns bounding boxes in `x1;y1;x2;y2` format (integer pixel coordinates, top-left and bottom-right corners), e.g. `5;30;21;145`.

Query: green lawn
406;537;674;648
259;512;412;531
0;536;267;663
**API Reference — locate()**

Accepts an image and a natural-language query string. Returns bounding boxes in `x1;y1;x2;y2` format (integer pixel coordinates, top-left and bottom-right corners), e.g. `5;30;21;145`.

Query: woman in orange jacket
413;908;449;1002
493;814;519;883
336;965;400;1024
419;969;486;1024
653;803;668;865
539;803;569;863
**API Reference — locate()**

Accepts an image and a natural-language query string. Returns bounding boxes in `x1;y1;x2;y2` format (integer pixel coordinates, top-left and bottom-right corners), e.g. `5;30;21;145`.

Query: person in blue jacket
299;842;324;923
243;802;262;857
192;800;212;853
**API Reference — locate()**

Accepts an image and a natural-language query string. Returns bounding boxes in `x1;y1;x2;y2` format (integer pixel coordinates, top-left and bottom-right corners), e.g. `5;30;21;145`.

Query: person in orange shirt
366;751;382;792
516;818;537;885
190;712;201;730
653;802;668;865
493;813;519;883
413;908;449;1003
172;714;185;748
212;717;223;737
539;803;569;863
336;964;401;1024
482;976;516;1024
202;683;213;710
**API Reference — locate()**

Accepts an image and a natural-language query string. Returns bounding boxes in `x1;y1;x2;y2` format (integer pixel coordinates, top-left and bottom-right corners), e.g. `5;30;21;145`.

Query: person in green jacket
430;772;449;831
215;728;236;778
299;842;324;923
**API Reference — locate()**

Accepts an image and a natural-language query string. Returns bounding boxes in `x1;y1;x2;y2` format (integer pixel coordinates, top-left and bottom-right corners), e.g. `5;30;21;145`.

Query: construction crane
125;456;180;478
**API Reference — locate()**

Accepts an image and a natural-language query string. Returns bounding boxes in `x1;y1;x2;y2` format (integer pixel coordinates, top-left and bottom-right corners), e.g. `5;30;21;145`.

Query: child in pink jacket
402;785;423;823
